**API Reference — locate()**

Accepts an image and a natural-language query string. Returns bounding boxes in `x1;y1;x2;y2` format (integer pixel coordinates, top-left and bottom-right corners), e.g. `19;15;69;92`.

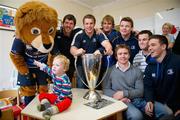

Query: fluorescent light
156;12;163;19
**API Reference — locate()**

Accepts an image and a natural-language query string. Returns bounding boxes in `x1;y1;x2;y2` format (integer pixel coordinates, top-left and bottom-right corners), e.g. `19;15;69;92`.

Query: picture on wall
0;4;16;31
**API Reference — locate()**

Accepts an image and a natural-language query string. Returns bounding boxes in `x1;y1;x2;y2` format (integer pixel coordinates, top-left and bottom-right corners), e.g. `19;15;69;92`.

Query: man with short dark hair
50;14;81;81
144;35;180;119
114;17;140;63
133;30;153;72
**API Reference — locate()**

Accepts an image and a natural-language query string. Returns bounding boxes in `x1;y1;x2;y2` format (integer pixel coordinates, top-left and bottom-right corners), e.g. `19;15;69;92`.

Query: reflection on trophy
82;54;102;102
75;54;113;109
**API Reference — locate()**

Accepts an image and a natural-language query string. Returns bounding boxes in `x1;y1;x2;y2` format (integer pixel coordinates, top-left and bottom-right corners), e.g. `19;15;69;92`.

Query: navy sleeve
97;33;108;43
97;33;107;54
50;30;61;55
71;33;82;48
11;38;25;55
143;65;154;102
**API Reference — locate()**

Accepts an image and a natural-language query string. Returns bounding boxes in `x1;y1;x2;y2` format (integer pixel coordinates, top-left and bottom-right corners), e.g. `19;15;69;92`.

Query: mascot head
15;1;58;53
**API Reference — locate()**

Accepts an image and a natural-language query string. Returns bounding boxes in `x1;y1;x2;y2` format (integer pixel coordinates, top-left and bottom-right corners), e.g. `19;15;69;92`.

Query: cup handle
74;56;89;88
95;55;110;88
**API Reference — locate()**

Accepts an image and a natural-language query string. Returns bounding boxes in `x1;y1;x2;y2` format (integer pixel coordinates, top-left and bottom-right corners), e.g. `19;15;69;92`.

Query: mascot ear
16;8;30;18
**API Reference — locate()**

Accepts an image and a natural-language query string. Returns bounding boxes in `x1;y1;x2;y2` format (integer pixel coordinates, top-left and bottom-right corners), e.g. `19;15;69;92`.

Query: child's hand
33;60;42;67
34;60;46;70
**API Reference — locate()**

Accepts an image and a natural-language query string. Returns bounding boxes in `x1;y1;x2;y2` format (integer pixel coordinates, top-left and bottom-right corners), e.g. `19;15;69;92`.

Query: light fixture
156;12;163;19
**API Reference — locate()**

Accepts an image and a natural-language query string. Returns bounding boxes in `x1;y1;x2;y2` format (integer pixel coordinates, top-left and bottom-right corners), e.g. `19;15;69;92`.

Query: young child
34;55;72;120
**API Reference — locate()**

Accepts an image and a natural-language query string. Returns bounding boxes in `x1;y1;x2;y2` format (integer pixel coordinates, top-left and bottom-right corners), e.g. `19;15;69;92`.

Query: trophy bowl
75;54;114;109
75;54;103;102
82;54;102;102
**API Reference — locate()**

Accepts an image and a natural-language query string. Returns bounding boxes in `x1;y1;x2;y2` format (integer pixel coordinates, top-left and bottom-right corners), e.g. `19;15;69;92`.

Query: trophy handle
95;55;110;88
74;56;89;88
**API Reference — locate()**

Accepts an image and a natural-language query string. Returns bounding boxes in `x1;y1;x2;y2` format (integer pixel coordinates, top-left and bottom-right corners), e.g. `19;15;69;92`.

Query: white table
21;88;127;120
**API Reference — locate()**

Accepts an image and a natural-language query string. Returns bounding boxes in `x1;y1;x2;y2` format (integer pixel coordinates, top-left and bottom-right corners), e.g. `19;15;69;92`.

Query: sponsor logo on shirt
152;73;156;77
57;36;61;39
26;45;33;50
167;69;174;75
83;39;86;43
93;38;96;42
131;45;135;49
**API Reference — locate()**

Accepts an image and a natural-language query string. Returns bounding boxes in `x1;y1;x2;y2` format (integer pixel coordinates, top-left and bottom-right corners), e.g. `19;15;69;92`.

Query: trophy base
83;90;101;102
84;98;114;109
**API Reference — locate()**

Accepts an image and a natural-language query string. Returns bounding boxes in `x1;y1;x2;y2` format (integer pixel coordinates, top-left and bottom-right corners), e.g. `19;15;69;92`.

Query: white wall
93;0;180;30
154;8;180;34
0;30;16;89
0;0;92;27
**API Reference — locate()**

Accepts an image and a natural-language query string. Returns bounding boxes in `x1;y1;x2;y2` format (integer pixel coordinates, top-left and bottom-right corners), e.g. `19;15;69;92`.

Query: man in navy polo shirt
114;17;140;63
70;14;112;88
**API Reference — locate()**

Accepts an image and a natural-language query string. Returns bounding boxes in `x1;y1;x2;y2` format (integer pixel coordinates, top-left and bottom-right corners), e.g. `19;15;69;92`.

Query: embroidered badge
152;73;156;77
26;45;33;50
57;36;61;39
131;45;135;49
167;69;174;75
93;38;96;42
83;39;86;43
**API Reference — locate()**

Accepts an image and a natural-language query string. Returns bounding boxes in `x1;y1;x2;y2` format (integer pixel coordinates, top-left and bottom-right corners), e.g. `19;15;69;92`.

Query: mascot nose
43;43;52;49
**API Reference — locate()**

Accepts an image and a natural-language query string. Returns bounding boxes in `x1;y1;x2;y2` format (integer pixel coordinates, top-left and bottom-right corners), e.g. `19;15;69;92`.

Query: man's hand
93;50;101;55
120;98;131;103
76;48;86;56
101;40;113;55
95;28;103;35
145;102;154;117
104;48;113;56
113;91;124;100
175;110;180;116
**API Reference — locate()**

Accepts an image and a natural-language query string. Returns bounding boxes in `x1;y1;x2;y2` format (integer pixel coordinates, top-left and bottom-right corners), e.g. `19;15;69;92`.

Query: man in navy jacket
143;35;180;119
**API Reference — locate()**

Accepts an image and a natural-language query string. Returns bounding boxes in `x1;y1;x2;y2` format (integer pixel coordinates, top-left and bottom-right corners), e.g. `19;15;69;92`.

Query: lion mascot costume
10;1;58;105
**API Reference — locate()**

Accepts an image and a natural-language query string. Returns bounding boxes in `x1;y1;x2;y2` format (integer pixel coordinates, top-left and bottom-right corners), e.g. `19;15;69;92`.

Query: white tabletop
21;88;127;120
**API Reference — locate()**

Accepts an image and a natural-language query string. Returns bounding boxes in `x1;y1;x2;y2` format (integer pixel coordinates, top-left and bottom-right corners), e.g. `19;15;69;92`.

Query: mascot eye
31;27;41;35
48;27;54;34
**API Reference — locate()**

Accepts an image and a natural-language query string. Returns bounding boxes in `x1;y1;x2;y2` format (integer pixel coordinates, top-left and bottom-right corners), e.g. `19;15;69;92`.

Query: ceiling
70;0;151;9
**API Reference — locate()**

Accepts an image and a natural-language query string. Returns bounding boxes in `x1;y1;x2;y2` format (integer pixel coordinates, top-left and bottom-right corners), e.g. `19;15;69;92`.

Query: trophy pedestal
83;90;114;109
83;90;101;102
84;98;114;109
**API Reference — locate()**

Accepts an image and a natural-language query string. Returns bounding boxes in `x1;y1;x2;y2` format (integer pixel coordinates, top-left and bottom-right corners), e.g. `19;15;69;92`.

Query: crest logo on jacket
131;45;135;49
152;73;156;77
83;39;86;43
167;69;174;75
57;36;61;39
93;38;96;42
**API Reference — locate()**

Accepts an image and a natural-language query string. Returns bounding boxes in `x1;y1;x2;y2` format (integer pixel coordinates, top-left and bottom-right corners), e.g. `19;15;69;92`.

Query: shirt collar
115;61;131;72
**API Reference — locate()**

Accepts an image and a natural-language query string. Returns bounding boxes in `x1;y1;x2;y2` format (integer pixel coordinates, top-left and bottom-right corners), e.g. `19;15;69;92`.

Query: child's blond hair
53;55;70;72
162;22;173;32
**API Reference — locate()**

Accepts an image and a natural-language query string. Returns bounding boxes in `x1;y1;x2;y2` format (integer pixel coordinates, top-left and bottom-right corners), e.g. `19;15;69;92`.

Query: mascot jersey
11;38;48;68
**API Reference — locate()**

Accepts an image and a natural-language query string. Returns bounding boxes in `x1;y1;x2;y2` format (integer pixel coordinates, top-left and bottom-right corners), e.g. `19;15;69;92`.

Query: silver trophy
75;54;110;103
